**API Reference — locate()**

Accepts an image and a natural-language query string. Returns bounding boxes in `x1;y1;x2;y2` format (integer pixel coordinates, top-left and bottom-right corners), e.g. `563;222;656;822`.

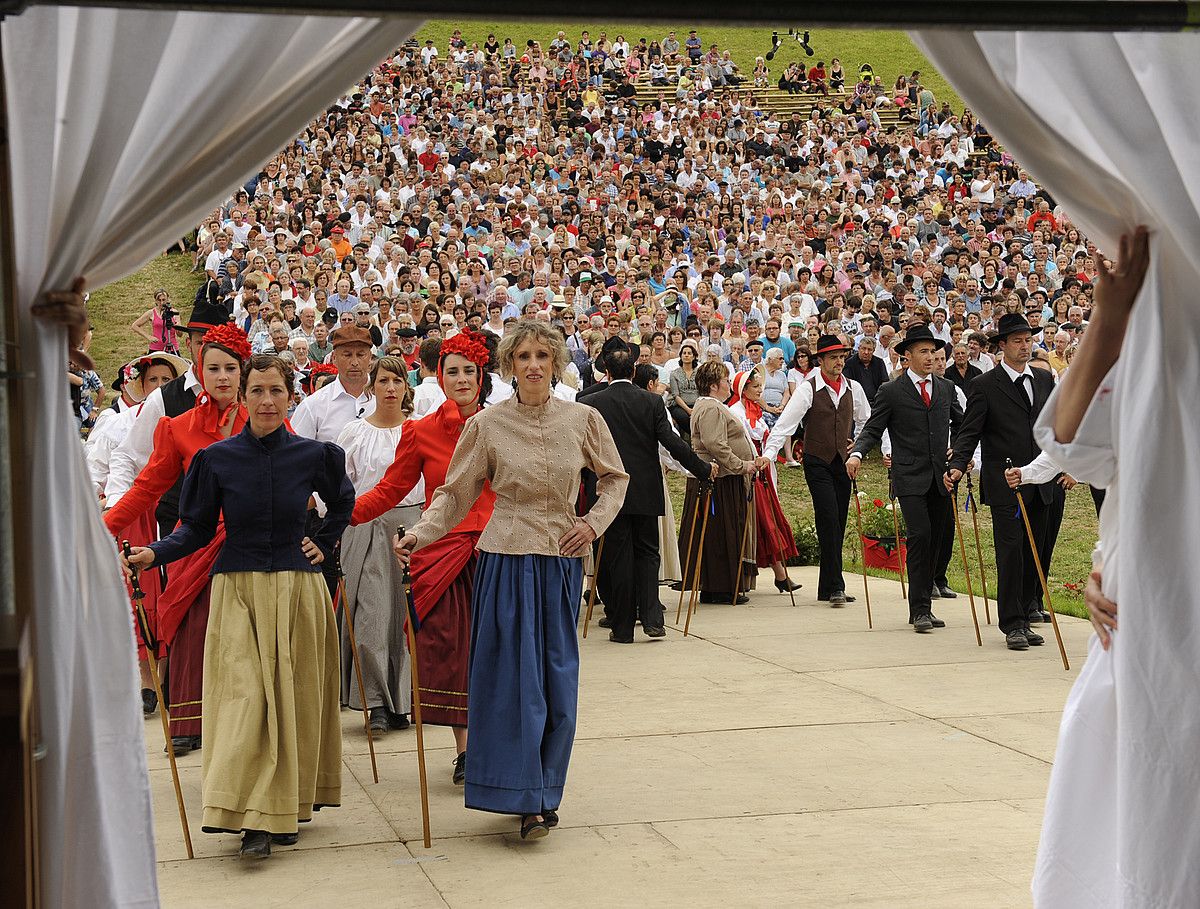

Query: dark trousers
990;490;1050;634
897;481;952;619
1090;484;1106;517
934;502;956;590
1038;482;1066;608
600;513;661;640
803;454;851;599
669;404;692;436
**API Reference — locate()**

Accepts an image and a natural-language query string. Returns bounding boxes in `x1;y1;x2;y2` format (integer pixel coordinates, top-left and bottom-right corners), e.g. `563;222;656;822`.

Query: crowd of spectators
108;27;1097;443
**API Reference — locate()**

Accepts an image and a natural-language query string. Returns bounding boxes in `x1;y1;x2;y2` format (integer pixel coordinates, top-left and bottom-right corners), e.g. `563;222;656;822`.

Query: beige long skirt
201;570;342;835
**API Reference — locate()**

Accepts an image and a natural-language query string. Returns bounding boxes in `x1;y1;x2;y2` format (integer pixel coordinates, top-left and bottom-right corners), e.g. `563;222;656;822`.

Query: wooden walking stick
887;469;907;599
581;535;605;639
333;560;379;784
849;481;873;630
949;489;983;646
123;541;193;860
730;476;757;607
1007;461;1070;671
966;474;992;624
675;488;703;624
683;485;714;637
396;529;432;848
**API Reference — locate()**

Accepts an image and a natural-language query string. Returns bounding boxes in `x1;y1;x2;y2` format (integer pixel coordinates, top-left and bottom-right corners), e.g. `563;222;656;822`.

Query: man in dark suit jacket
945;342;984;393
946;314;1058;652
843;337;891;404
584;347;714;642
846;325;964;633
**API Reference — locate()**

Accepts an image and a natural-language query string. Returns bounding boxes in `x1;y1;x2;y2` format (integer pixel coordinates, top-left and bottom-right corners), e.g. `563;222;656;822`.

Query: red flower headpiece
302;362;339;396
201;323;252;363
437;330;491;403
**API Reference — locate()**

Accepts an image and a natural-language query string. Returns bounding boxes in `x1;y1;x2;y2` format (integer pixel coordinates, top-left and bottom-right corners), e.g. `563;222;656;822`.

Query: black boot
240;829;271;858
141;688;158;717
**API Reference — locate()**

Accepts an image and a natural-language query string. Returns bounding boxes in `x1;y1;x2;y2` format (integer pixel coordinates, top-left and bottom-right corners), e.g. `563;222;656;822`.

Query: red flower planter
862;534;908;573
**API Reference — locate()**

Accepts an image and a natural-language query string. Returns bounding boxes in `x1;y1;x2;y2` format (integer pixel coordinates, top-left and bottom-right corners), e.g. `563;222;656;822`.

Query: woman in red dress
729;370;802;593
104;325;252;754
351;331;495;785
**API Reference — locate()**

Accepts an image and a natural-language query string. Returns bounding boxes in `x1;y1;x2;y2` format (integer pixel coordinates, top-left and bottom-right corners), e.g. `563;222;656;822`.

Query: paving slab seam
935;718;1054;766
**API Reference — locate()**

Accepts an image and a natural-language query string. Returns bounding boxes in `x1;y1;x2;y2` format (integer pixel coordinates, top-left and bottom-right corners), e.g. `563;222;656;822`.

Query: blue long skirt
466;551;584;815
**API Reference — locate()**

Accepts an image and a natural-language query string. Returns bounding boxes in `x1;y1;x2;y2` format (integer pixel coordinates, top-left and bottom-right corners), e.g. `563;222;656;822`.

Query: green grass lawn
669;459;1097;621
415;21;963;111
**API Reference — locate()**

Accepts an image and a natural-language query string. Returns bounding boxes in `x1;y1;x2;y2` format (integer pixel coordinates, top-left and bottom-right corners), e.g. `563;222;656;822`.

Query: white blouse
336;418;425;507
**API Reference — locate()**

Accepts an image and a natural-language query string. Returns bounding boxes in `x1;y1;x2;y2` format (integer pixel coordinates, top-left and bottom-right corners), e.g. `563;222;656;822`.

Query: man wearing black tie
945;313;1059;651
584;347;715;642
846;325;964;633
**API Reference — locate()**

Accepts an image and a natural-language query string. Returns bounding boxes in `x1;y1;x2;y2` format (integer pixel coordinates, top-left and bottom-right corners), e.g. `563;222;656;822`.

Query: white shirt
969;354;995;373
411;376;446;419
86;404;137;493
104;370;203;505
290;377;375;443
335;418;424;506
1000;359;1035;404
764;371;871;461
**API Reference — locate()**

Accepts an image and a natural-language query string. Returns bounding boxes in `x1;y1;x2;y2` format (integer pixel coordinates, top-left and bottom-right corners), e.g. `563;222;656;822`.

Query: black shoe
240;829;272;859
1023;625;1045;646
542;809;559;828
644;626;666;638
734;593;749;605
937;585;957;598
1006;630;1030;651
828;591;847;607
452;751;466;786
368;707;390;734
270;832;299;846
598;617;613;629
667;581;683;591
1027;611;1045;624
774;579;802;593
1037;610;1053;623
913;614;934;633
929;614;946;628
166;735;198;756
388;710;410;730
520;816;549;840
929;586;942;599
608;631;634;644
142;688;158;717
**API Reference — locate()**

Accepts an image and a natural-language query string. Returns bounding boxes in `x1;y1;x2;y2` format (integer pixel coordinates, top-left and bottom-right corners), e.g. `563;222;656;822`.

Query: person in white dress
335;356;425;734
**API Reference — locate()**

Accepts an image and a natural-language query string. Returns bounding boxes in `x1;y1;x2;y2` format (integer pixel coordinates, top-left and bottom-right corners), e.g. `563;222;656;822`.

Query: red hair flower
201;323;252;363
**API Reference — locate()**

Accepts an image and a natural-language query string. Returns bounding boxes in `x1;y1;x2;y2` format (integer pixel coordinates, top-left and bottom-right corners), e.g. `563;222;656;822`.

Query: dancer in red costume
104;324;252;754
729;371;802;591
352;330;495;785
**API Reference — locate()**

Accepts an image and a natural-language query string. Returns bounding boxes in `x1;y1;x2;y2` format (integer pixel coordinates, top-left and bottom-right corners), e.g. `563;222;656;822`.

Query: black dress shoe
644;626;666;638
542;809;559;828
929;614;946;628
1023;626;1045;646
733;593;749;605
828;591;847;607
388;709;410;730
667;581;683;591
142;688;158;717
368;707;390;734
608;631;634;644
1027;611;1045;624
271;832;299;846
913;614;934;633
937;585;957;598
929;586;942;599
520;816;549;840
1006;630;1030;651
597;617;613;629
240;830;272;859
166;735;199;756
1038;610;1053;623
774;579;802;593
452;751;466;786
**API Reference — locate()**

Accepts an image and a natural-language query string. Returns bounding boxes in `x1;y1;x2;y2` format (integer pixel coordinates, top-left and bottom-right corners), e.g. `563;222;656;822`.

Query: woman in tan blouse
396;320;628;842
678;361;771;605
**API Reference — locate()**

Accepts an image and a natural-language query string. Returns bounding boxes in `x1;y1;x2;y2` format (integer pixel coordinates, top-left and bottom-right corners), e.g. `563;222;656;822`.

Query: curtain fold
2;9;420;906
912;29;1200;908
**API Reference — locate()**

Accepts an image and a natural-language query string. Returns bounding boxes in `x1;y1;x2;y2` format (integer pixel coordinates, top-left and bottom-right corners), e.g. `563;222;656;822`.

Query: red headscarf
732;371;763;429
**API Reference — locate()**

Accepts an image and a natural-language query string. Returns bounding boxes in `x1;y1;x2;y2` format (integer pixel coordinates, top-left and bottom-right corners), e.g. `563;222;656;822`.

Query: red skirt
754;475;798;567
411;553;474;728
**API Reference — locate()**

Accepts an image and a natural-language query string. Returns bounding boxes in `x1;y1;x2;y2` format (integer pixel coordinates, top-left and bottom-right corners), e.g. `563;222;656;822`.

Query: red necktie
920;379;931;407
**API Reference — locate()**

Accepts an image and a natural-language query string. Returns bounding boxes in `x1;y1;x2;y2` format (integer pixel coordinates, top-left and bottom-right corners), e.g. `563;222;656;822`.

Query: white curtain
911;30;1200;908
2;8;420;906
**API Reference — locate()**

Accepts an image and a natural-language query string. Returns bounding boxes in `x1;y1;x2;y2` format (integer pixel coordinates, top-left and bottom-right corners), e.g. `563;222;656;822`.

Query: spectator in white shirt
290;325;376;443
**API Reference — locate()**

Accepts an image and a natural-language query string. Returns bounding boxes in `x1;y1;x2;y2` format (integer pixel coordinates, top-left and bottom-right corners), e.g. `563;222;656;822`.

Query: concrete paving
149;567;1092;908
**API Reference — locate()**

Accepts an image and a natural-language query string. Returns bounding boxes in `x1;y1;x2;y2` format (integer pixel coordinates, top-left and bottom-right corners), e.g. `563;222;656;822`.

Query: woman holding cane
124;354;354;860
394;320;628;841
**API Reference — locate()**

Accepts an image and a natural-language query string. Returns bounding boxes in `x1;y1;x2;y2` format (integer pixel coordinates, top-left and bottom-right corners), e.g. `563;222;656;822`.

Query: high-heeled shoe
775;579;802;593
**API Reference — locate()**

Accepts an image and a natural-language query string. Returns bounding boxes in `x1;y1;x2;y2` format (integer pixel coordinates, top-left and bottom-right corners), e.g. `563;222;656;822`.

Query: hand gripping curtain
911;29;1200;909
1;9;420;906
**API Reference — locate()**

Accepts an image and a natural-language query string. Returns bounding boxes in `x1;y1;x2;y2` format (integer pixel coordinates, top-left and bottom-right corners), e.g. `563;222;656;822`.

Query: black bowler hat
994;312;1035;340
895;323;938;355
814;334;850;356
185;298;231;334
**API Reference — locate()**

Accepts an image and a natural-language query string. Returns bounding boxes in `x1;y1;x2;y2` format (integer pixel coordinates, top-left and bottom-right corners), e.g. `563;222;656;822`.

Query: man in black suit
946;314;1059;651
945;341;984;393
584;347;714;642
846;325;964;633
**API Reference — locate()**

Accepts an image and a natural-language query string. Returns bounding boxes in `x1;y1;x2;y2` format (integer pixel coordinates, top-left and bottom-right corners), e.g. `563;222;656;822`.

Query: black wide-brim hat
185;299;232;334
814;334;850;356
994;312;1035;340
895;323;939;355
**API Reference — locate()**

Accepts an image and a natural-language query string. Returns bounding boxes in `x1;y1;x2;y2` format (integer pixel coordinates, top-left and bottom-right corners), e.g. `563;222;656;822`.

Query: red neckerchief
823;373;844;396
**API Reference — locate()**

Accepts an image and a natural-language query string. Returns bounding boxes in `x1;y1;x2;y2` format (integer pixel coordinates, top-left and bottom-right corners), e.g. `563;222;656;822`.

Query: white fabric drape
2;9;420;906
911;29;1200;908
